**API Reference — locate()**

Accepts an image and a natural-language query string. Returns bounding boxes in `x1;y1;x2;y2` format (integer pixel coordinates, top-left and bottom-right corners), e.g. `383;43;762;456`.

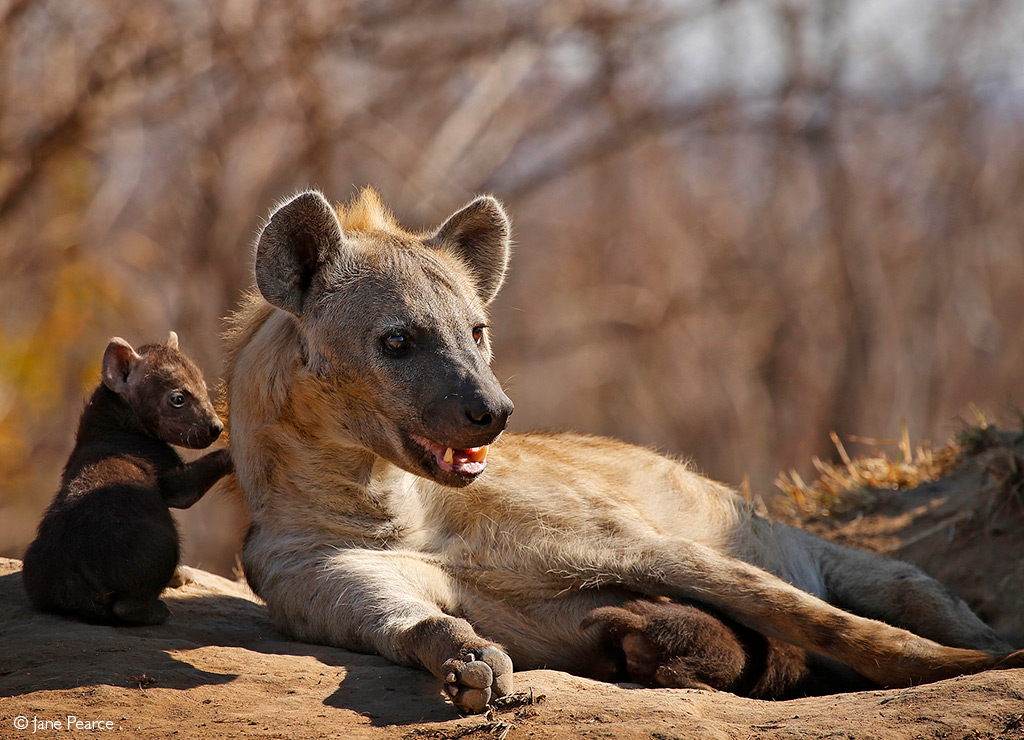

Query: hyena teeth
467;446;488;463
443;447;454;465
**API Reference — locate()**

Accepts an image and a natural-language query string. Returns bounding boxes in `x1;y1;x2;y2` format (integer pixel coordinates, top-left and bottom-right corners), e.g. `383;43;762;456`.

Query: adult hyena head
250;188;514;488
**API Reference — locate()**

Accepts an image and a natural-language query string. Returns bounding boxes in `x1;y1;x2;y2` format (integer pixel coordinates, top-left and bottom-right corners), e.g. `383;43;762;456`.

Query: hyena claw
442;645;513;713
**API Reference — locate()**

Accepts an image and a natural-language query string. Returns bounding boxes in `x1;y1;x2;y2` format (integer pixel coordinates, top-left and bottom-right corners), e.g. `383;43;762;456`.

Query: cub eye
472;326;486;346
381;333;411;357
168;392;186;408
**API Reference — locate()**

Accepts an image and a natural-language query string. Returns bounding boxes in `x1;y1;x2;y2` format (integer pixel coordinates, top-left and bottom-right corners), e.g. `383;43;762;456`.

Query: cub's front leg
160;448;234;509
244;542;512;714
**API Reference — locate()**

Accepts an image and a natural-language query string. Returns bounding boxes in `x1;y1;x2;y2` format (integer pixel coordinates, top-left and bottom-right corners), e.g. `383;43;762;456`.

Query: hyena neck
300;448;455;545
77;385;149;442
247;427;407;532
72;385;176;462
60;385;175;493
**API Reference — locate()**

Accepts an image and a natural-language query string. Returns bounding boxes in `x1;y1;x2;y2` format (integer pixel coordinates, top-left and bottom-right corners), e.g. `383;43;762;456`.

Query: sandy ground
3;437;1024;739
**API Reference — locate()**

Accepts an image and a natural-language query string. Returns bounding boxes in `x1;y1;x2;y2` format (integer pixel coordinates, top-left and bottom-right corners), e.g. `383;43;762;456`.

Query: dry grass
776;421;961;519
776;413;1024;522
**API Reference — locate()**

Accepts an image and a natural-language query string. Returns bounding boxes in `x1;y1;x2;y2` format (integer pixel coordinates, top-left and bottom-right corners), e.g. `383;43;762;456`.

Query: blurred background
2;0;1023;577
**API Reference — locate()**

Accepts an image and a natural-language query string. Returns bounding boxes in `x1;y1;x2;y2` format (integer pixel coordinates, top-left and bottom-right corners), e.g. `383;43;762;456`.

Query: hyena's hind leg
581;598;869;699
565;536;1024;688
803;529;1012;653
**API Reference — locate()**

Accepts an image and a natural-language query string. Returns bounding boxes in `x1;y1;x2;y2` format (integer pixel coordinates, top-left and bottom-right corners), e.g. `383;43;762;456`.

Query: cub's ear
101;337;142;395
427;196;511;305
255;190;343;317
580;606;647;634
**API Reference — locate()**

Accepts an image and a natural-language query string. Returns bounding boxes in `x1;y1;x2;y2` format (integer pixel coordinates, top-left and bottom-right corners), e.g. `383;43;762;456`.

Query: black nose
210;420;224;440
465;395;514;432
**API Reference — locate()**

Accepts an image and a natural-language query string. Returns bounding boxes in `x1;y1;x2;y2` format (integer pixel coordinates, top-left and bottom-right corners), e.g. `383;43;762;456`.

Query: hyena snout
426;381;514;445
464;388;514;432
197;414;226;448
164;413;224;449
155;395;225;449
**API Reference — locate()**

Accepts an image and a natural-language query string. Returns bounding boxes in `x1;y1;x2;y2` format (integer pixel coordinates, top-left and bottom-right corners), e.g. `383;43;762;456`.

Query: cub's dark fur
583;598;872;699
21;332;232;625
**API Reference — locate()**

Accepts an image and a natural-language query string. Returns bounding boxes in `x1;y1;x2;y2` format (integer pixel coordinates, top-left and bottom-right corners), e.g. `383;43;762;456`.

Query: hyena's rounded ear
166;331;179;350
255;190;343;317
427;196;511;305
101;337;142;395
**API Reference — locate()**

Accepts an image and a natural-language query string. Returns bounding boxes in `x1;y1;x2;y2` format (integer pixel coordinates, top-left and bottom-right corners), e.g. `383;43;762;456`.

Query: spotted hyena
222;188;1022;713
23;332;231;625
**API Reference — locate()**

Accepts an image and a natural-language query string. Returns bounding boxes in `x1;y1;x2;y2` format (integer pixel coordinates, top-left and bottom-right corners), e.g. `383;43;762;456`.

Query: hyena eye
381;333;411;357
168;392;187;408
472;326;486;346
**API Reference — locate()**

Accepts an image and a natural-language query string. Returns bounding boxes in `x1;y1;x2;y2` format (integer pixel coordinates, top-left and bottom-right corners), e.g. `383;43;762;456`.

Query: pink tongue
452;449;475;465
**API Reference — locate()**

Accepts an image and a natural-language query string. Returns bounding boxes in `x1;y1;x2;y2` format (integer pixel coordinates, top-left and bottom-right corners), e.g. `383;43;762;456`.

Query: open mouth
408;433;491;480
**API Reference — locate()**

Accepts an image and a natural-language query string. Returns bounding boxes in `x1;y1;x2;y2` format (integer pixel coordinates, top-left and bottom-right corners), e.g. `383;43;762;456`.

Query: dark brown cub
21;332;233;625
582;598;873;699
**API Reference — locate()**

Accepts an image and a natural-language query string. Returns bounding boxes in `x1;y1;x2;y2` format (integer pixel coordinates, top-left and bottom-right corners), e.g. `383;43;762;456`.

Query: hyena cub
21;332;232;625
582;599;870;699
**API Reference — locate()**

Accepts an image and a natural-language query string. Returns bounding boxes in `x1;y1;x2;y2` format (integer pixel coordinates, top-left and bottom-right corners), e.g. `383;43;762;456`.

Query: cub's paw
167;566;197;589
441;645;513;714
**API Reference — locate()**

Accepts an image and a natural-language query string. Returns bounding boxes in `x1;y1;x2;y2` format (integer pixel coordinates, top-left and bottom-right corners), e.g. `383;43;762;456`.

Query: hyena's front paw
441;645;513;714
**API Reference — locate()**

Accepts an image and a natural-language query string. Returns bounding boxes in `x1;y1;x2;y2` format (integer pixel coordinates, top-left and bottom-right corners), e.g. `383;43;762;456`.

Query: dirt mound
796;424;1024;646
3;430;1024;739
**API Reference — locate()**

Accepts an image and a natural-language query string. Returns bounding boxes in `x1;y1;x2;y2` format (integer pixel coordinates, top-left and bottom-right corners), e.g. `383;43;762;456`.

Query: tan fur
224;189;1023;713
333;187;407;235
